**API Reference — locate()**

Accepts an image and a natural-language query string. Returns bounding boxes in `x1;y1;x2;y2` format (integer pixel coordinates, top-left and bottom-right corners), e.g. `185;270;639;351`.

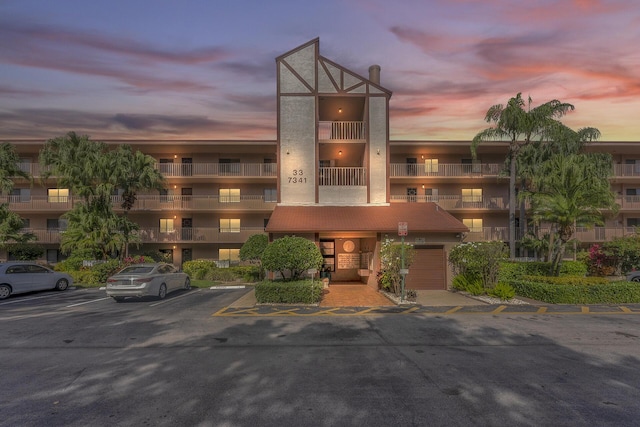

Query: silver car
0;262;73;300
106;263;190;302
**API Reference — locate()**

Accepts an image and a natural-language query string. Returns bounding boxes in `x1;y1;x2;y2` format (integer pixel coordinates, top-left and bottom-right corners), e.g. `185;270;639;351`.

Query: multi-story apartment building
3;38;640;290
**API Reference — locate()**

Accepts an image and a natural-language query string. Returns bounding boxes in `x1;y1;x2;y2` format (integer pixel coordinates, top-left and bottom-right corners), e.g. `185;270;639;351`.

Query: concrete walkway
227;286;482;308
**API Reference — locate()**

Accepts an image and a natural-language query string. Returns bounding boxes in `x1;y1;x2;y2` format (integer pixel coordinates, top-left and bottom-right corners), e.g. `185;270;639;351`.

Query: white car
106;263;190;302
0;262;72;300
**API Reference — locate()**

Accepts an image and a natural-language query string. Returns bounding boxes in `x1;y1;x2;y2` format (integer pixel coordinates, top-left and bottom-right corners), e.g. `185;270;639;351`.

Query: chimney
368;65;381;85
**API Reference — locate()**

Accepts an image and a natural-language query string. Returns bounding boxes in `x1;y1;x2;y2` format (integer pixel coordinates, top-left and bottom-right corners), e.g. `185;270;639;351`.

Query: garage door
405;247;446;290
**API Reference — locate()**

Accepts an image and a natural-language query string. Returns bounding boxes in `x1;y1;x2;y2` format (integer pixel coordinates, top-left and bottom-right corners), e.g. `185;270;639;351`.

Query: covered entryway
405;246;446;290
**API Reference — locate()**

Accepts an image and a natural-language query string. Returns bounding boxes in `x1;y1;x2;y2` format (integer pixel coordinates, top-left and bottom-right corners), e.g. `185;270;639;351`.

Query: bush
377;237;414;296
6;243;44;260
511;279;640;304
254;280;323;304
91;259;122;284
452;274;484;295
497;261;587;282
521;275;609;286
261;236;323;280
449;241;508;289
488;282;516;300
182;260;218;279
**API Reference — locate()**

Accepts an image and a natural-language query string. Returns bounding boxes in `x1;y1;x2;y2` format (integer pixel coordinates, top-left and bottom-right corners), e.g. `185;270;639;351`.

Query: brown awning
265;203;468;233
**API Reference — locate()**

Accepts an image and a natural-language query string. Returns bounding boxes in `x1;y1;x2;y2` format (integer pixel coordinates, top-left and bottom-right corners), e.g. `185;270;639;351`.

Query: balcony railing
319;167;366;186
318;121;366;140
12;162;277;179
390;163;502;178
2;195;276;212
391;195;508;210
21;227;267;244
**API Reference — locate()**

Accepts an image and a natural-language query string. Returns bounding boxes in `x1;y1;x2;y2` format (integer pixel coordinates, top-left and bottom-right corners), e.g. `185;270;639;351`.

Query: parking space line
0;293;61;306
66;297;111;307
149;289;201;307
492;305;507;314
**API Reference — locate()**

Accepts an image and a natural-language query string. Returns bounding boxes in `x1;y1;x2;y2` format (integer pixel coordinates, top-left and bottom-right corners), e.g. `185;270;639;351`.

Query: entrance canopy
265;203;468;234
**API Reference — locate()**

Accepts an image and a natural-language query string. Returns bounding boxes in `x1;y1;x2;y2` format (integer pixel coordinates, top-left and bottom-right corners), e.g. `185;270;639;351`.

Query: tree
0;142;35;246
261;236;323;280
240;234;269;278
472;93;576;258
377;237;415;296
524;153;617;276
39;132;165;260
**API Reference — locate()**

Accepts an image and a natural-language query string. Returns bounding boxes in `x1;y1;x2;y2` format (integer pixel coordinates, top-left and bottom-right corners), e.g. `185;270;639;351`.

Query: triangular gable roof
265;203;468;233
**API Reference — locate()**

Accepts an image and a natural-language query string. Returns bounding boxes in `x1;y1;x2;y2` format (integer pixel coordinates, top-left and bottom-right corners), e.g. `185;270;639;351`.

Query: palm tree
525;153;617;275
472;93;576;258
0;142;35;246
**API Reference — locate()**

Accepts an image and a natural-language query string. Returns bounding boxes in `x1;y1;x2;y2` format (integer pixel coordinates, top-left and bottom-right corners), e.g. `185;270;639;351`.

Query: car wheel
158;283;167;299
632;277;640;283
184;277;191;290
55;278;69;291
0;284;11;300
113;296;125;302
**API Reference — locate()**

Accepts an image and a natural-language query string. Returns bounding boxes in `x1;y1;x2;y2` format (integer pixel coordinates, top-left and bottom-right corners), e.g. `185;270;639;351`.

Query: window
424;188;438;201
220;188;240;203
22;218;30;229
407;187;417;202
218;249;240;262
48;188;69;203
47;218;67;230
159;219;174;233
463;218;483;233
10;188;30;202
461;188;482;203
627;218;640;227
264;188;277;202
220;219;240;233
424;158;438;173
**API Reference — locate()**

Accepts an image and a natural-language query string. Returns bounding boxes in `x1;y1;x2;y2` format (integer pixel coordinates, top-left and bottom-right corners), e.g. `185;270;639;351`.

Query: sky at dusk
1;0;639;142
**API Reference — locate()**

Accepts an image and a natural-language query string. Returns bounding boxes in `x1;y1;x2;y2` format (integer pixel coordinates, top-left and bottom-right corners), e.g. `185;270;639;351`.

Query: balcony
12;162;277;179
318;121;366;141
390;163;502;178
2;195;276;212
21;227;267;244
319;167;366;186
390;195;508;210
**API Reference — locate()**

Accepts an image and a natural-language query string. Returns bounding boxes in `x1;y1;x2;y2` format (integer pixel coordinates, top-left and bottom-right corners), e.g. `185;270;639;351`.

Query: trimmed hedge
511;279;640;304
255;280;323;304
182;260;260;282
498;260;587;282
521;276;609;286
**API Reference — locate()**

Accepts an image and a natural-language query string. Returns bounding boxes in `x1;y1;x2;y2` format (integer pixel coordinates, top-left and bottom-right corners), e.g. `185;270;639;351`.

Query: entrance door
406;158;417;176
182;248;192;265
404;246;446;290
181;187;192;209
182;157;193;176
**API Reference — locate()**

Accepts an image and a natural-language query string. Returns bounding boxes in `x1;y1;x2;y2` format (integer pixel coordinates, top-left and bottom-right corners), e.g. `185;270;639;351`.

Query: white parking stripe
149;289;201;307
0;293;60;305
66;297;111;307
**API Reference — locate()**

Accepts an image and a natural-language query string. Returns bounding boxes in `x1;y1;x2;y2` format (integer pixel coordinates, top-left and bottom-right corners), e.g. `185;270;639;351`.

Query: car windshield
118;266;154;274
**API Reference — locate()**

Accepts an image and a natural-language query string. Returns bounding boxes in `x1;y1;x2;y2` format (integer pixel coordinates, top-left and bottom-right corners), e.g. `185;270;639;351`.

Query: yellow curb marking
537;307;548;314
445;306;463;314
620;306;632;313
402;306;420;314
492;305;507;314
581;306;590;314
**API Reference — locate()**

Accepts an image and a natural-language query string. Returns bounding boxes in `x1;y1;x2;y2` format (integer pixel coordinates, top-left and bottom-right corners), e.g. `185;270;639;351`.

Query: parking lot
2;287;640;426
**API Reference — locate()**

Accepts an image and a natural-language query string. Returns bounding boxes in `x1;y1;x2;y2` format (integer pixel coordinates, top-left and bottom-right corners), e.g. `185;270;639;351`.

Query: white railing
157;162;277;178
319;167;366;186
2;195;276;212
390;195;508;210
318;121;366;140
21;227;267;244
390;163;502;178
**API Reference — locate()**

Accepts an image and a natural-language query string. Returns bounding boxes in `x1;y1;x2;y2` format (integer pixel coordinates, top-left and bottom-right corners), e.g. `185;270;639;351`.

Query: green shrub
498;260;587;282
522;275;608;286
452;274;484;295
254;280;323;304
511;279;640;304
488;282;516;300
6;243;44;260
91;259;122;284
378;237;414;296
449;241;508;289
182;260;218;279
261;236;323;280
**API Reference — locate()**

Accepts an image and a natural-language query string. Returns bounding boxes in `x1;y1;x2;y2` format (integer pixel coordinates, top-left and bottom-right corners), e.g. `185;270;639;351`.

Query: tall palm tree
525;153;617;275
472;93;576;258
0;142;35;246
